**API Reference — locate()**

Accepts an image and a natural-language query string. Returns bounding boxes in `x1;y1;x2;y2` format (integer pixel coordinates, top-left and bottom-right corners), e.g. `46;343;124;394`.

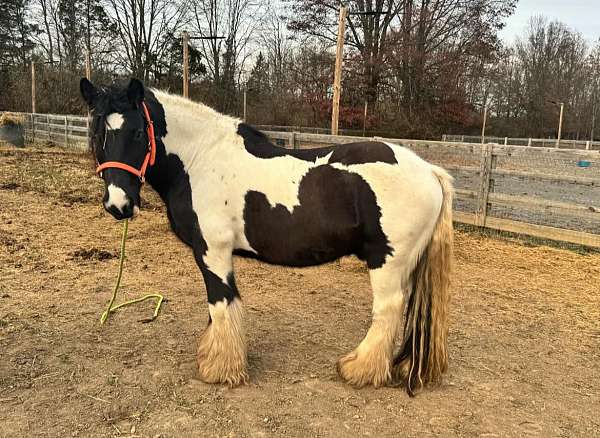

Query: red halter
96;102;156;183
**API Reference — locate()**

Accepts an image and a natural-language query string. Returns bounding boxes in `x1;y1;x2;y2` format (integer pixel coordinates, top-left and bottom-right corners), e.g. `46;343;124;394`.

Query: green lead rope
100;218;165;324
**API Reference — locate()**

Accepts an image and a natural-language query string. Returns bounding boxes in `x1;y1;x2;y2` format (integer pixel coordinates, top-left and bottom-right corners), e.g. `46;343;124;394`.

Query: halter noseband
96;102;156;183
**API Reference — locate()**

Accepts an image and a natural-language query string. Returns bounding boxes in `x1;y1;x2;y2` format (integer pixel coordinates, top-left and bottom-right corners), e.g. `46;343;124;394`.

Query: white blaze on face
105;184;129;213
106;113;124;130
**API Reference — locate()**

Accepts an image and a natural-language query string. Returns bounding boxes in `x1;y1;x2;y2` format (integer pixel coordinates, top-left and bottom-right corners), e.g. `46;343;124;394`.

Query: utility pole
182;31;189;98
556;102;564;148
331;6;347;135
362;100;368;136
243;89;247;122
481;105;488;144
181;32;225;99
31;61;36;113
591;87;597;143
85;49;92;80
591;105;596;144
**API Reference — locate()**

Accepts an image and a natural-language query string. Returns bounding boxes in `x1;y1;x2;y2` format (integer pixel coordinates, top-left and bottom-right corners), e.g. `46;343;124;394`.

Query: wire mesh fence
444;134;600;151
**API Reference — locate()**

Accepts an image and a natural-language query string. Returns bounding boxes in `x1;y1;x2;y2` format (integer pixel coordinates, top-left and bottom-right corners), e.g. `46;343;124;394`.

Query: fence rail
254;124;392;138
444;134;600;151
23;112;89;150
6;111;600;248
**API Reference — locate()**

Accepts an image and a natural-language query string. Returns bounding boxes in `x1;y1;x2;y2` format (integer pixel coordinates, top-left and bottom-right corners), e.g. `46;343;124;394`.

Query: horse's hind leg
192;232;248;386
337;258;406;387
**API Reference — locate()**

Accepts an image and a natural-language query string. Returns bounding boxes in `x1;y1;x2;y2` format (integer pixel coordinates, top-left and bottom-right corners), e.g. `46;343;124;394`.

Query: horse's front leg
192;230;248;386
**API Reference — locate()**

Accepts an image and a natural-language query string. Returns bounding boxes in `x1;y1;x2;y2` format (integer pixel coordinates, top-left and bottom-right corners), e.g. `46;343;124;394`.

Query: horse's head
80;77;152;220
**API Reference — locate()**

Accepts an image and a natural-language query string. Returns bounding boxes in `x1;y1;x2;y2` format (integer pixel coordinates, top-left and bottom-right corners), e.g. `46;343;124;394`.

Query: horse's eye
134;130;144;140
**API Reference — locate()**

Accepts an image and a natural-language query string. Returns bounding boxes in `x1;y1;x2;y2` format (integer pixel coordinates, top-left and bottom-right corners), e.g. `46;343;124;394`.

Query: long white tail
394;166;454;396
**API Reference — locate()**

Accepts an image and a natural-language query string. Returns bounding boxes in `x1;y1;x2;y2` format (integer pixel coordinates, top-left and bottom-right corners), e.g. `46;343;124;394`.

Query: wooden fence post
475;143;496;227
64;116;68;147
31;113;36;143
182;31;189;98
46;114;50;142
331;6;347;135
289;131;297;149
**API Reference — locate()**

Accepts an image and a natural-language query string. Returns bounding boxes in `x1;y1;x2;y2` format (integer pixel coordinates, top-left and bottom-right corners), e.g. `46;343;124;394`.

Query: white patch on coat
315;151;333;166
105;184;129;213
208;297;229;319
201;227;235;285
357;263;406;353
106;113;125;130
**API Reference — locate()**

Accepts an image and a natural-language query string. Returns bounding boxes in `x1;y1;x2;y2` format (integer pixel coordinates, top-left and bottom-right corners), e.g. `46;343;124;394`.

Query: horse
80;77;454;396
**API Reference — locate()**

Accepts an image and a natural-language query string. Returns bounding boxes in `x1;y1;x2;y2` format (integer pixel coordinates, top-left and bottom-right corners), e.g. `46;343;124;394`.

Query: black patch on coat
328;142;397;165
237;123;398;166
242;166;393;268
237;123;334;161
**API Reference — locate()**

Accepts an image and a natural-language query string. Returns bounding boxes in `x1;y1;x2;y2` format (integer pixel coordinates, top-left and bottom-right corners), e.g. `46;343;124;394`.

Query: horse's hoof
391;357;411;382
197;357;248;386
196;328;248;386
336;350;391;388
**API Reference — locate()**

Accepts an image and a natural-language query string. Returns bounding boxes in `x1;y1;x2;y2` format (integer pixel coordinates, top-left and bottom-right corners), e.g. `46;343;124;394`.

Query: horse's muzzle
104;202;136;220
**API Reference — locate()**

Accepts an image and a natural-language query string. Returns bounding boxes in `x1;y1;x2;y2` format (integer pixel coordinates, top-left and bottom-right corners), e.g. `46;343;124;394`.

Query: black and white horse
80;78;454;395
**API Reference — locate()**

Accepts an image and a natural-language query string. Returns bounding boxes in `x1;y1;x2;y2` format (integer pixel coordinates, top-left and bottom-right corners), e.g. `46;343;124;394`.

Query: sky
499;0;600;45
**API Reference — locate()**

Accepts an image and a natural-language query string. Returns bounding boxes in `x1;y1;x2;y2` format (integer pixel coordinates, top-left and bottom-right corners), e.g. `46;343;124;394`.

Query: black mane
88;82;167;157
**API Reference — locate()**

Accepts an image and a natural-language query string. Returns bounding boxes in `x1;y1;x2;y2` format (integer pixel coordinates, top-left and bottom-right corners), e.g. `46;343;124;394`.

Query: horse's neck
146;93;242;199
155;92;242;165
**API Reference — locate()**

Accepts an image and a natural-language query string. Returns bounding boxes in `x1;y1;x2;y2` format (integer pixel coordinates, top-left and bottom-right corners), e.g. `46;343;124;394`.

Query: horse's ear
80;78;97;106
127;78;145;107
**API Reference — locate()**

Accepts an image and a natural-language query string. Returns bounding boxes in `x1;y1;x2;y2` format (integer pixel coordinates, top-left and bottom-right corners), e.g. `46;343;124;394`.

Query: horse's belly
241;226;357;267
240;168;361;267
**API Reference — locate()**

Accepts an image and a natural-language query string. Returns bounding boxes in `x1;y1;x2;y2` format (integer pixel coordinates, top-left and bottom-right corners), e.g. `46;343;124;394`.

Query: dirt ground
1;144;599;438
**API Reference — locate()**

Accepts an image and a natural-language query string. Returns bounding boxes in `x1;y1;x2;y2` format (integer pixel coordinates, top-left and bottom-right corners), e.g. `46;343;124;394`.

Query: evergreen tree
247;52;270;99
0;0;37;67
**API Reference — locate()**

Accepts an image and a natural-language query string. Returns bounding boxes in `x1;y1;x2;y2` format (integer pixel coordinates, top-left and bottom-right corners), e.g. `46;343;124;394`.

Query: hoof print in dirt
0;182;19;190
69;248;117;262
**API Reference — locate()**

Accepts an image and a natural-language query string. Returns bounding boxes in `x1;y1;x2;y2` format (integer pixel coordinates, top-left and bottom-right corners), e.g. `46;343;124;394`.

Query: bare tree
192;0;264;112
105;0;188;81
287;0;401;105
515;17;588;137
260;7;292;92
